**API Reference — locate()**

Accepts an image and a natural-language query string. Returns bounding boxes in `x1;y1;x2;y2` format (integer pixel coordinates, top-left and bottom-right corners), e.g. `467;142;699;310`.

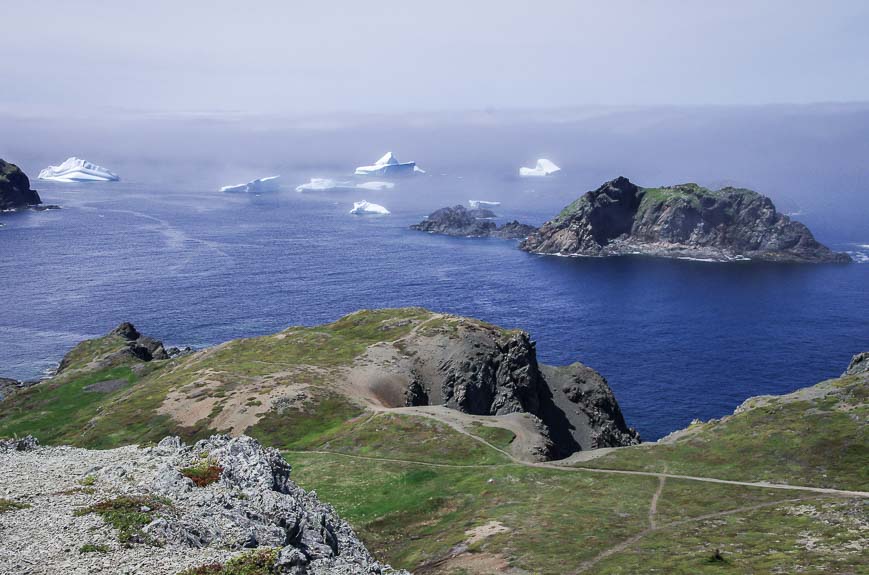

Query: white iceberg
221;176;280;193
468;200;501;209
519;159;561;177
38;157;120;182
295;178;396;193
354;152;424;176
349;200;390;215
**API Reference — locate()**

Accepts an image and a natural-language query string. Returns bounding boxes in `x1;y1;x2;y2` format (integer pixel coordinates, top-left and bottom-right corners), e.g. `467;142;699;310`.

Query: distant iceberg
519;159;561;177
469;200;501;209
349;200;390;215
295;178;395;193
38;157;120;182
354;152;424;177
221;176;280;193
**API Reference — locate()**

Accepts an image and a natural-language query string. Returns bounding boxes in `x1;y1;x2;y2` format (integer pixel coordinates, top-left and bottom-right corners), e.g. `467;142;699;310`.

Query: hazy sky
4;1;868;116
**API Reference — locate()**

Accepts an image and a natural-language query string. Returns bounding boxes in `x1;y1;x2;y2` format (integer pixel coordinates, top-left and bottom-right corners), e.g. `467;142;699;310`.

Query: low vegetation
181;461;224;487
78;543;109;554
74;495;171;544
0;498;30;513
178;548;279;575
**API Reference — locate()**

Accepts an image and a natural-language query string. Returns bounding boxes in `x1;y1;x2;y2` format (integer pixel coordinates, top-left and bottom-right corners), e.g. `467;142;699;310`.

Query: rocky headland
0;159;43;211
520;177;850;263
411;205;536;240
0;434;407;575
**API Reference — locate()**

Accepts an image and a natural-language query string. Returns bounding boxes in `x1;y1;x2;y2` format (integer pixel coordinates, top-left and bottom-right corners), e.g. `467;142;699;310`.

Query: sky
3;1;869;117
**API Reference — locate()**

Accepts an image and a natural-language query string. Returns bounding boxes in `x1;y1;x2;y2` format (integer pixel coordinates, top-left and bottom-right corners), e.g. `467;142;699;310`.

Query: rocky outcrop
843;352;869;377
375;317;639;457
411;205;536;240
0;159;42;210
521;177;851;263
0;434;407;575
57;322;170;374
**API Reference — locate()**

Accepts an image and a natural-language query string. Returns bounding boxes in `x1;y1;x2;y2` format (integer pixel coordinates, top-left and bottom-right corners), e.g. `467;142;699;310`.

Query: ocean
2;106;868;440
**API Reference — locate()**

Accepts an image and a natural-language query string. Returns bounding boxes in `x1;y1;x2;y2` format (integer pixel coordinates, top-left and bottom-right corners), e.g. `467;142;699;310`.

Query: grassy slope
1;310;866;573
579;373;869;492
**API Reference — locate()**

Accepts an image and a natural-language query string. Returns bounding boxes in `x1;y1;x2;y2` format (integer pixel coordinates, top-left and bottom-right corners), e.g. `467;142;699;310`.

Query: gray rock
843;352;869;376
411;205;535;240
0;159;42;210
0;435;39;452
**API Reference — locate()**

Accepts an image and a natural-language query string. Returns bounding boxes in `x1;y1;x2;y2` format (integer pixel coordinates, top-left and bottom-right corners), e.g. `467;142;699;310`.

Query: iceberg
354;152;424;176
468;200;501;209
349;200;390;215
519;159;561;177
294;178;396;193
220;176;280;193
38;157;120;182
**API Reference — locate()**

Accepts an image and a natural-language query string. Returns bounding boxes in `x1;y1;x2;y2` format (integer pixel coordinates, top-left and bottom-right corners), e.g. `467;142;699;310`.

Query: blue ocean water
2;111;868;440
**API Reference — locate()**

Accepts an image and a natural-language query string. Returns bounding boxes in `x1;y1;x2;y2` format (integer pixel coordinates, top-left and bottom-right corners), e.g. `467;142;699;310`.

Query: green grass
468;422;516;451
0;367;138;442
580;375;869;491
249;394;365;450
75;495;171;544
0;498;30;513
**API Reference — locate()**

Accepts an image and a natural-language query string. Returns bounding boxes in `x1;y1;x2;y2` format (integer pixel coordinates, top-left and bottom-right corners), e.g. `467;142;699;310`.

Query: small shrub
79;543;109;554
181;461;224;487
75;495;169;544
0;498;30;513
79;475;97;486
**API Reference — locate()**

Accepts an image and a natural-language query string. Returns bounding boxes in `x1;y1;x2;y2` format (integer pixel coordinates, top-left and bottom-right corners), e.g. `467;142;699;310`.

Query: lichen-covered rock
0;159;41;210
521;177;851;263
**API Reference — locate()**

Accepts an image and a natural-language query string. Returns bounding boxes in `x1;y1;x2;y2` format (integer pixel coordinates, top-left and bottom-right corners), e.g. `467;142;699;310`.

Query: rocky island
411;205;536;240
521;177;851;263
0;159;42;211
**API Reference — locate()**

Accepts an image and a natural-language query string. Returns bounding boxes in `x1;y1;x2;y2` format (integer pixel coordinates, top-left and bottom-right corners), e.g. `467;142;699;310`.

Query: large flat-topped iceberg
221;176;280;193
38;157;120;182
520;159;561;177
349;200;390;215
354;152;424;176
469;200;501;209
295;178;395;193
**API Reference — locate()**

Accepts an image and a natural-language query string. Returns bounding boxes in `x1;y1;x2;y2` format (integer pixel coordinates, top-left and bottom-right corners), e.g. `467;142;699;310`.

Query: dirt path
648;475;665;530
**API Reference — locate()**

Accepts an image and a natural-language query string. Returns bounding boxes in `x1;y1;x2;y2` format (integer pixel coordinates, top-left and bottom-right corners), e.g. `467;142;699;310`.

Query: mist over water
2;105;868;440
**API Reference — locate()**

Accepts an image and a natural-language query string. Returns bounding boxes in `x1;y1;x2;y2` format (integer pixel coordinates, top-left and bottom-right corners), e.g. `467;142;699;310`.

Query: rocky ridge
0;434;408;575
411;205;536;240
521;177;850;263
0;159;42;210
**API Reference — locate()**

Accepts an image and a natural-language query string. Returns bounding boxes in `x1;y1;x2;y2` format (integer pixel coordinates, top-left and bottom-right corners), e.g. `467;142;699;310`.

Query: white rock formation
519;159;561;177
469;200;501;209
38;157;120;182
354;152;424;176
349;200;390;215
220;176;280;193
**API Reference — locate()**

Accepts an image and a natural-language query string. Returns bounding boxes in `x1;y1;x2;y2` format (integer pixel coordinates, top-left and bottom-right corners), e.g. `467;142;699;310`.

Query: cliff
521;177;851;263
0;159;42;210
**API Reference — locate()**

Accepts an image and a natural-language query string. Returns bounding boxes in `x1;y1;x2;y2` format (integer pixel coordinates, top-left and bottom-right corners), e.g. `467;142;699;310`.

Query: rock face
0;159;42;210
843;352;869;377
411;205;536;240
0;434;407;575
521;177;851;263
371;317;640;456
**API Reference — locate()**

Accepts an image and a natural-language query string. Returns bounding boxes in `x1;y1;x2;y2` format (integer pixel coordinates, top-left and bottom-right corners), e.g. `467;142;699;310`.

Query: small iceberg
468;200;501;209
38;157;120;182
349;200;390;215
519;159;561;177
221;176;280;193
354;152;424;176
295;178;396;193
